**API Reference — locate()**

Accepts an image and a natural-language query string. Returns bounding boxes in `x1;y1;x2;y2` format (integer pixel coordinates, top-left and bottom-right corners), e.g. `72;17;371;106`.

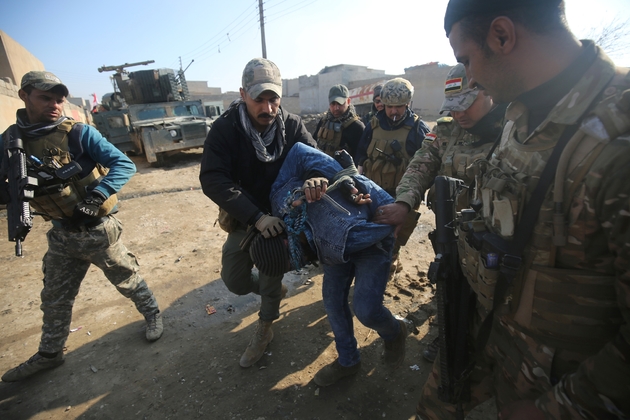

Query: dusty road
0;148;495;420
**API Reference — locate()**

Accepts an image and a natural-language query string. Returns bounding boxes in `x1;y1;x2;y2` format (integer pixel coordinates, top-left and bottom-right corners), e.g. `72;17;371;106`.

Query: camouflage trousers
39;215;159;354
416;313;562;419
416;306;495;419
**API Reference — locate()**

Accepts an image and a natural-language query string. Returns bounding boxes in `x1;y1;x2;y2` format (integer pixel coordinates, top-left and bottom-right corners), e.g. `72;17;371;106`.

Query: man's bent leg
221;228;260;295
89;217;161;341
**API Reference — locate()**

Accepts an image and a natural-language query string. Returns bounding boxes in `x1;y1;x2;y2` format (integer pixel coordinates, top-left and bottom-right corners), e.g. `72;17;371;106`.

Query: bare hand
302;177;328;203
498;400;545;420
373;202;410;237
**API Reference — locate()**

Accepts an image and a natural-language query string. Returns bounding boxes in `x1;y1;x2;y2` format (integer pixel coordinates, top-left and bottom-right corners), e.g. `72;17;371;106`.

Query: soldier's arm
395;122;451;209
81;124;136;197
535;139;630;419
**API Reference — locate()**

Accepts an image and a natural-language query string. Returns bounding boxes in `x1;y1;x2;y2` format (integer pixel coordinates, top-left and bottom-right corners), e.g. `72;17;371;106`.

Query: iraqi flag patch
444;78;463;93
424;132;437;142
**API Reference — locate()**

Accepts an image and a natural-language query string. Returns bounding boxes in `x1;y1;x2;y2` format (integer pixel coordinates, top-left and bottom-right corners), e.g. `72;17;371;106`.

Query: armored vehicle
92;61;212;165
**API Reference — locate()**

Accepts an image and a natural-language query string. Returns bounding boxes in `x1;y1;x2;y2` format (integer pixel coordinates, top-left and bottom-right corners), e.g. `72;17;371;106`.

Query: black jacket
199;105;316;225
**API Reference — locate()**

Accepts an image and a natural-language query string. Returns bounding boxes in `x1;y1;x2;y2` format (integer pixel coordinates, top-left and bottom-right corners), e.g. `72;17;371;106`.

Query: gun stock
427;176;474;419
5;127;37;256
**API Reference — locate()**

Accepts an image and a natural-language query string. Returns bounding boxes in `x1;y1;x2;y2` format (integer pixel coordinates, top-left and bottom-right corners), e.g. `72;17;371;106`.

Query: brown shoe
382;319;407;368
313;359;361;387
239;319;273;368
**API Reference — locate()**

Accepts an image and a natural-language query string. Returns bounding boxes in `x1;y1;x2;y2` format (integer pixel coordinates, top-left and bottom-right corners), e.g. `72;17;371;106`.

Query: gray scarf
237;101;286;163
16;108;70;137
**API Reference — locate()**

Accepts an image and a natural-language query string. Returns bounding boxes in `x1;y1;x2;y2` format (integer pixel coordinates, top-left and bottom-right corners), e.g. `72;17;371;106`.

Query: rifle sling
474;122;580;355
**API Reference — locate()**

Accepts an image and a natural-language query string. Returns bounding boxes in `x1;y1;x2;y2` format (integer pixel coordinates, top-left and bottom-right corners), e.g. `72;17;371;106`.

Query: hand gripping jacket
457;51;630;416
15;120;117;220
316;115;360;157
363;113;418;193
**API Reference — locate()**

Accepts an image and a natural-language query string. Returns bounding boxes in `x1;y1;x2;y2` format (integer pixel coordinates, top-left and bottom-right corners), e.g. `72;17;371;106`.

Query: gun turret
97;60;155;74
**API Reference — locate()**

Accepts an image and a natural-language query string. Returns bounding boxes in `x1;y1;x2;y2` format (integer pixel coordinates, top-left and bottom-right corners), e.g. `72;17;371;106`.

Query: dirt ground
0;145;496;419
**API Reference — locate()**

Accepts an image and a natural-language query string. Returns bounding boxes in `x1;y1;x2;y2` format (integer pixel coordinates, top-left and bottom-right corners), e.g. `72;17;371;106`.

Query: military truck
92;61;212;165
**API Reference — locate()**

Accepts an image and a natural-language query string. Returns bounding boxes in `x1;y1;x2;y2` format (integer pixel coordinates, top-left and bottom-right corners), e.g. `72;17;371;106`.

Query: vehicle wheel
150;153;166;167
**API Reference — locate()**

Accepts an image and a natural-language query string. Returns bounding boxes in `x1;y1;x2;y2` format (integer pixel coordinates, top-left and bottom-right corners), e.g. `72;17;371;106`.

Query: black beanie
249;233;291;277
444;0;563;36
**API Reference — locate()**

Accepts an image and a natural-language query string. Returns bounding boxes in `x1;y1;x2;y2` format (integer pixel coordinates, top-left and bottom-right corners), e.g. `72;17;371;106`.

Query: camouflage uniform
417;41;630;419
40;216;158;353
395;107;504;211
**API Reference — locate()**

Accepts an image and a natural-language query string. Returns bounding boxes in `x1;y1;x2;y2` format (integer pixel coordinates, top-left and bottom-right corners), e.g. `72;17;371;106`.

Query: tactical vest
316;115;360;157
425;117;495;210
457;66;630;357
17;120;117;220
363;114;417;193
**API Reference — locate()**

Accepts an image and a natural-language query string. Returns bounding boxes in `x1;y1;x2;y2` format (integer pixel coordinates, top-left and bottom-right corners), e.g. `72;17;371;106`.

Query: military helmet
380;78;414;106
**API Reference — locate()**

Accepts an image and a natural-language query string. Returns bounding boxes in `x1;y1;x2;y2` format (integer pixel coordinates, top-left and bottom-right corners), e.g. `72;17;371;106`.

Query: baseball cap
440;64;479;113
329;84;349;105
20;71;69;97
444;0;563;36
242;58;282;99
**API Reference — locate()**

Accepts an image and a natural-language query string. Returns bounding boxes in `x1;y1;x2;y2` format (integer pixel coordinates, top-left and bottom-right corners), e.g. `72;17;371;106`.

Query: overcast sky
2;0;629;103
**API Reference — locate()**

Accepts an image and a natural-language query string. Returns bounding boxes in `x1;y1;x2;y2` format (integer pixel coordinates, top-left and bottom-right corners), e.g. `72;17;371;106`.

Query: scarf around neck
237;100;286;163
16;108;70;138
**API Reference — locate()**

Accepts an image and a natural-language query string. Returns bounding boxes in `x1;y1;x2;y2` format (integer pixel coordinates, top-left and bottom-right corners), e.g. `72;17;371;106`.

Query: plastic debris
175;256;183;263
409;364;420;371
205;305;217;315
70;326;83;333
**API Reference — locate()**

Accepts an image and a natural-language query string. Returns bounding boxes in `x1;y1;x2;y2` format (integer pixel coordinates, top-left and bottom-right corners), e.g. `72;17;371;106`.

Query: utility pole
258;0;267;58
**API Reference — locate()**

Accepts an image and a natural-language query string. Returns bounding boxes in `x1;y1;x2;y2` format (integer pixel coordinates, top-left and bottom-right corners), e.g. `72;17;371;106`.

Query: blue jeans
322;236;401;367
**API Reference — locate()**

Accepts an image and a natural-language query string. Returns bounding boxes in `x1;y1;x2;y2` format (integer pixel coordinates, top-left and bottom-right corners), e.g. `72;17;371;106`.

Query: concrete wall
404;63;453;120
299;65;389;113
283;78;300;97
187;80;221;95
0;30;44;86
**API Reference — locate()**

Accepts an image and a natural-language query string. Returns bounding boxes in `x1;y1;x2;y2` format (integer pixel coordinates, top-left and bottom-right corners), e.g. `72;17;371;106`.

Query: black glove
0;181;9;205
333;149;355;169
73;190;106;220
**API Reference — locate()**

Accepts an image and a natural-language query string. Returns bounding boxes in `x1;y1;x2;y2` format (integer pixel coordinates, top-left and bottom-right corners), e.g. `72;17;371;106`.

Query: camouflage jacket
395;105;504;210
469;43;630;418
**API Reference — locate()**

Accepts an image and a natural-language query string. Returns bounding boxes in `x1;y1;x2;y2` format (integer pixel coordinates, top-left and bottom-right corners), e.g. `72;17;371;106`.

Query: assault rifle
427;176;475;420
375;139;402;166
4;127;37;256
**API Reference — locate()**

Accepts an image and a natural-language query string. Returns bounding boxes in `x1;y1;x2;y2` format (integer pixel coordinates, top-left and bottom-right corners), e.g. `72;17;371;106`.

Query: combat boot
313;359;361;387
145;312;164;342
382;319;407;368
240;319;274;368
2;352;65;382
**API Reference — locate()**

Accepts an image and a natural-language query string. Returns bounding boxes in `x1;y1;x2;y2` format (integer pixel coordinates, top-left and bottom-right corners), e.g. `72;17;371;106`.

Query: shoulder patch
437;116;453;124
424;132;437;142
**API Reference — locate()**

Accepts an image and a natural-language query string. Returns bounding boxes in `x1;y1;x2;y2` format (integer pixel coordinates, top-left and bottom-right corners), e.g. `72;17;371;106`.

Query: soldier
199;58;317;368
0;71;163;382
361;84;384;126
313;84;365;159
374;63;506;362
356;77;431;266
415;0;630;418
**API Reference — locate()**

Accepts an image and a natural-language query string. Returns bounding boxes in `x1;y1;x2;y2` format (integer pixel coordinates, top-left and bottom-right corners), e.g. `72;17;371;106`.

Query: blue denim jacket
270;143;394;265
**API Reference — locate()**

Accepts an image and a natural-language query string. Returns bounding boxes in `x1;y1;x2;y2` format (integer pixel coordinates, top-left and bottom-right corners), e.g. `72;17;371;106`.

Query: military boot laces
1;352;65;382
313;359;361;387
240;319;274;368
383;319;407;368
145;312;164;342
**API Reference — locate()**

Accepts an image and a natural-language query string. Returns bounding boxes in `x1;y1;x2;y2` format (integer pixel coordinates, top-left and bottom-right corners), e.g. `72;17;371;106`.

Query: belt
53;216;110;232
